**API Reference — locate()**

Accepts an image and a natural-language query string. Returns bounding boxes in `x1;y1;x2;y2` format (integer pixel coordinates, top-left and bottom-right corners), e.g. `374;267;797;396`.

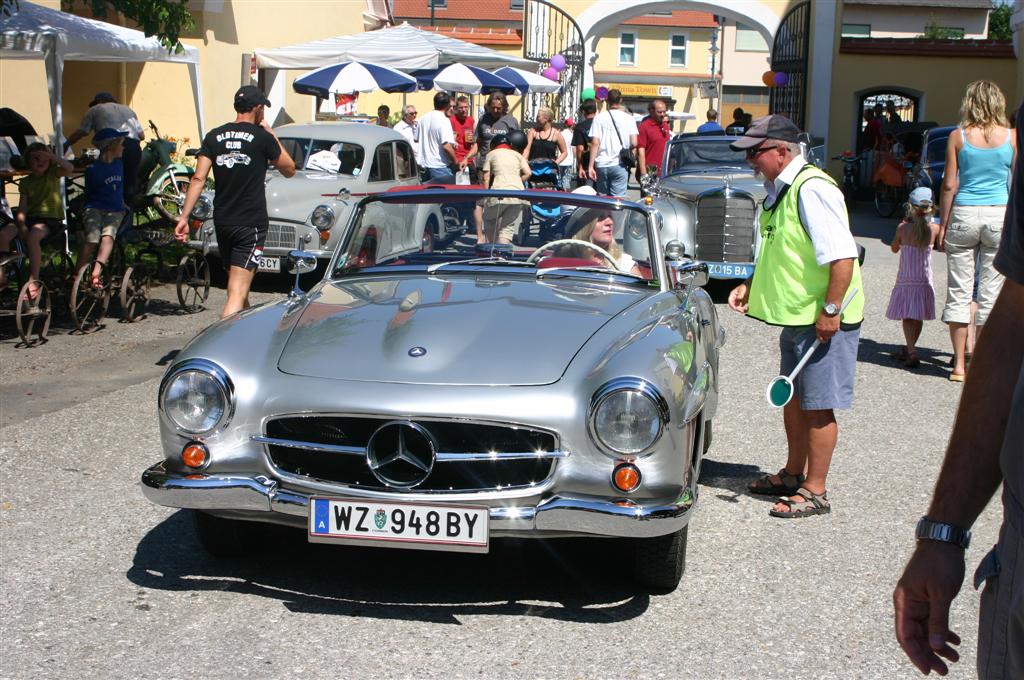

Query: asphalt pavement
0;203;1001;679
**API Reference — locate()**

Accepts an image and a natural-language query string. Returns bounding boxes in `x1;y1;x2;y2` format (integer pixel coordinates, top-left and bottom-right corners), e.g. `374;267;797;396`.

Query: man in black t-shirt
175;85;296;318
572;99;597;188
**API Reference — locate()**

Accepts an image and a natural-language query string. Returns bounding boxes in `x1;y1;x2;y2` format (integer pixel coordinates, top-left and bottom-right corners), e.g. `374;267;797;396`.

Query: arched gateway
521;0;836;144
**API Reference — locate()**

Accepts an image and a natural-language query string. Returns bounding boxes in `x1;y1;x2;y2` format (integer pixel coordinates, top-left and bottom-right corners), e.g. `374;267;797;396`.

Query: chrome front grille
265;223;297;250
259;415;562;493
695;193;756;263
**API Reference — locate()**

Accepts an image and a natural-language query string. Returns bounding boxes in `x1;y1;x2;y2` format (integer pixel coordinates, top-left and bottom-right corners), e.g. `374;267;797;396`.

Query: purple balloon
596;86;609;101
550;54;567;72
773;71;789;87
542;67;559;81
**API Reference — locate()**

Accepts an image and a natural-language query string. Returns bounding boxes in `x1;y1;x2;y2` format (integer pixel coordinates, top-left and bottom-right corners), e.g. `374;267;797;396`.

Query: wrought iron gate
522;0;585;123
769;1;810;129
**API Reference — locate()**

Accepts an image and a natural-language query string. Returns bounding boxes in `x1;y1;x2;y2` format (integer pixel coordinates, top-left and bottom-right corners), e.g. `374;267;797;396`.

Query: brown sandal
769;487;831;518
748;468;805;496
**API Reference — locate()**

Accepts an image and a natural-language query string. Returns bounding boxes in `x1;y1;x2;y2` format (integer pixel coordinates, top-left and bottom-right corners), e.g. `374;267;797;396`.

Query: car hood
659;171;766;199
265;172;361;223
277;274;646;386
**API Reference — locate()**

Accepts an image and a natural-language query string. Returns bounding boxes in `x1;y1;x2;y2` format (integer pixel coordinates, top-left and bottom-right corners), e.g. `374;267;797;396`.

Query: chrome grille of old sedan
695;192;757;263
265;223;297;250
256;415;563;492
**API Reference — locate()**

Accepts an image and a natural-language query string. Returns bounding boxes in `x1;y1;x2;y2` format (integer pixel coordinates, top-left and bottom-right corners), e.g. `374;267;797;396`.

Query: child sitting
76;128;128;288
0;143;73;298
885;186;940;368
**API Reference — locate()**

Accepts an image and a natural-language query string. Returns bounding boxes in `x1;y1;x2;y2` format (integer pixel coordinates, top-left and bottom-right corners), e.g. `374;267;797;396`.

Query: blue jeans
595;164;628;197
423;166;455;184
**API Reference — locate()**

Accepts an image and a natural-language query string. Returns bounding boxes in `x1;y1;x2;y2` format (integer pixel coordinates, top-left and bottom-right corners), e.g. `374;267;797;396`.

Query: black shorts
215;224;266;271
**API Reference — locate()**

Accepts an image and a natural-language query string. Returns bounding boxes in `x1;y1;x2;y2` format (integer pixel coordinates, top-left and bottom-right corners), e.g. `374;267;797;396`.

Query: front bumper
140;462;694;539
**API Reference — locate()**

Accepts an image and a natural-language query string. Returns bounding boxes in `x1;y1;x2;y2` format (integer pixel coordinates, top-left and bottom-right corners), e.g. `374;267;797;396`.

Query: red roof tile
418;25;523;45
392;0;522;22
623;11;718;28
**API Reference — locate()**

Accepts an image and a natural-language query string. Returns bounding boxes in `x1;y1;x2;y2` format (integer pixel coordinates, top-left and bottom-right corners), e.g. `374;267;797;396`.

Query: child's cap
909;186;933;207
93;128;128;149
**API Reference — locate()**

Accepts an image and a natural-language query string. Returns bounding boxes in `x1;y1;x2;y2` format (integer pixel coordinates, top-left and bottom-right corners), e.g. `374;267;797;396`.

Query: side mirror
284;249;318;298
336;187;351;201
666;260;709;289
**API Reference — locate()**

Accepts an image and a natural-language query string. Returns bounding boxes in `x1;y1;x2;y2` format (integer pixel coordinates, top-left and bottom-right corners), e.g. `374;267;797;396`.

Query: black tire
15;280;51;346
153;176;193;222
423;217;436;252
633;525;688;592
702;419;713;454
874;183;900;218
176;253;210;313
119;264;150;322
192;510;260;557
70;261;111;332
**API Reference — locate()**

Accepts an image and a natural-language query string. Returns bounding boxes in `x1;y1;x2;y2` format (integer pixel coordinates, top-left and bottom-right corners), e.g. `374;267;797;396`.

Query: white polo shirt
417;110;455;170
766;155;859;266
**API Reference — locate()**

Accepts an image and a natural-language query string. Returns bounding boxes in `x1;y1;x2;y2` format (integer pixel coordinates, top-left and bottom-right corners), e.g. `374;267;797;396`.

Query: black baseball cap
89;91;116;107
729;114;802;150
234;85;271;109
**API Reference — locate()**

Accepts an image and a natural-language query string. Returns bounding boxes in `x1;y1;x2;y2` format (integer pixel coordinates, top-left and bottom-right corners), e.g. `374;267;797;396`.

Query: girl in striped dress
887;186;940;367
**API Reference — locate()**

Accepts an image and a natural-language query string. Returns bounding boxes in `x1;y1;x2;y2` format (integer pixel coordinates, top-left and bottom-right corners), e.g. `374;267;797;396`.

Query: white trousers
942;204;1006;326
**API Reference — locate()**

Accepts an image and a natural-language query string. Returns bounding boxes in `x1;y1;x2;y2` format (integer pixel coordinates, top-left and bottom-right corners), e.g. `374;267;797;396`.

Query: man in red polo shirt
449;95;478;181
637;99;671;184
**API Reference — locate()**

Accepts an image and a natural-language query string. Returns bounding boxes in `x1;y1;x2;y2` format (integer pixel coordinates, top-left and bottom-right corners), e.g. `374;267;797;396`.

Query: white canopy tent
0;1;205;142
253;22;535;71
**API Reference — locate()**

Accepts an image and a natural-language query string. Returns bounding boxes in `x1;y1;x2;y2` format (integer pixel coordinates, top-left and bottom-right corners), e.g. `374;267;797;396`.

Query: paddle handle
785;287;860;381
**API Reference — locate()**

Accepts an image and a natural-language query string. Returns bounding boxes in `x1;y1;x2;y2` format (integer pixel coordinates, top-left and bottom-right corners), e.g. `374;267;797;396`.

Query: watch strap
916;516;971;550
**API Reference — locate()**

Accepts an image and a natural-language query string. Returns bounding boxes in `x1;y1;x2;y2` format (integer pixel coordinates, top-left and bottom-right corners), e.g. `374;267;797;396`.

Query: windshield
279;137;366;176
665;139;748;174
330;192;660;286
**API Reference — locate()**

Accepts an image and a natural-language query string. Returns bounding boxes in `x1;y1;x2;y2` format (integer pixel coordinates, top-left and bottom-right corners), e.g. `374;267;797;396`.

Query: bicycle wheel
874;183;900;218
176;252;210;313
153;177;192;222
15;280;51;346
120;263;150;322
70;260;111;332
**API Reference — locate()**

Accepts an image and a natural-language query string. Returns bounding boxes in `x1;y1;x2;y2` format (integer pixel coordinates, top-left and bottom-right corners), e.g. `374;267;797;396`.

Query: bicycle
832;153;860;206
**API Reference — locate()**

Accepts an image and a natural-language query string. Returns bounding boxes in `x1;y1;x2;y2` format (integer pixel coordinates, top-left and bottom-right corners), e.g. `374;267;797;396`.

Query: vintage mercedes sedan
143;189;723;590
647;133;767;281
187;122;447;275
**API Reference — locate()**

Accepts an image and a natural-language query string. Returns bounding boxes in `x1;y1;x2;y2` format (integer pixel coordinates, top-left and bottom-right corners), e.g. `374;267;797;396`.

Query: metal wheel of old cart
14;279;52;346
176;252;210;313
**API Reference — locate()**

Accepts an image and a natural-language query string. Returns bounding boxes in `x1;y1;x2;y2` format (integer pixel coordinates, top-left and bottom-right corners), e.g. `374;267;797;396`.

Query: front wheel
70;261;111;332
176;253;210;313
633;525;688;592
15;280;51;346
119;264;150;322
153;176;193;222
874;183;900;218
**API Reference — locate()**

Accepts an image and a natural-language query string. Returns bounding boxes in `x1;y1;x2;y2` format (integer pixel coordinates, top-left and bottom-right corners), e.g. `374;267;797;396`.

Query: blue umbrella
293;61;418;98
414;63;516;94
492;66;561;95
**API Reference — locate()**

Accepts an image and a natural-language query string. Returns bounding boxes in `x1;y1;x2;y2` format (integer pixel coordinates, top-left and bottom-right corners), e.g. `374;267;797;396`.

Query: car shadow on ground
127;510;654;623
857;336;951;379
697;458;774;504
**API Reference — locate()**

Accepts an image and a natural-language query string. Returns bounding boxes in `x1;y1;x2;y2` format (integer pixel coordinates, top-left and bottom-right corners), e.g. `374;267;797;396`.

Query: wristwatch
822;301;839;316
916;516;971;550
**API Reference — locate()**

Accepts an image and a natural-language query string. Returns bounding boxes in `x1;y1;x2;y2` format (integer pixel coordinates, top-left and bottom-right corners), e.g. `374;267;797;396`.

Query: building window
510;0;524;9
428;0;447;7
735;23;769;51
669;34;687;67
841;24;871;38
618;32;636;66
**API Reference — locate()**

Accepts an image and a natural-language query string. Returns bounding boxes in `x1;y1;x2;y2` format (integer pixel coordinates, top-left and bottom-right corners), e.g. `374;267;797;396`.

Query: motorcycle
135;120;199;222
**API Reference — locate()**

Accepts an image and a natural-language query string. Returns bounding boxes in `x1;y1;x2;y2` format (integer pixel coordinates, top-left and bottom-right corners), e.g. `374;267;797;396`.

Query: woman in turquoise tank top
938;80;1017;382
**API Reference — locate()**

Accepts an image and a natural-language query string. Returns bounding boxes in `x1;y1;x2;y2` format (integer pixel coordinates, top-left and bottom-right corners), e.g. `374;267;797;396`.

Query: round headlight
191;193;213;220
160;360;233;435
590;379;668;456
665;240;687;260
310;205;336;229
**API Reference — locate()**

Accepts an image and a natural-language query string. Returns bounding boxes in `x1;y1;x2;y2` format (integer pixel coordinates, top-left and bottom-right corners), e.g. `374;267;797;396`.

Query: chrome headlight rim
159;358;235;436
588;377;670;458
191;192;214;221
310;204;336;229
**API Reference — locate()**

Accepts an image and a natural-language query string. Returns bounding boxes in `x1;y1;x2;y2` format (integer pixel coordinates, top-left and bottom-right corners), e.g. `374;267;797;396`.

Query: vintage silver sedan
187;122;447;275
647;133;766;281
142;189;724;590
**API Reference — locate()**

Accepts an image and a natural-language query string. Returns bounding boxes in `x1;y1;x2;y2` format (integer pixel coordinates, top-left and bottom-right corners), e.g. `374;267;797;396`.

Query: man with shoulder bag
586;89;638;198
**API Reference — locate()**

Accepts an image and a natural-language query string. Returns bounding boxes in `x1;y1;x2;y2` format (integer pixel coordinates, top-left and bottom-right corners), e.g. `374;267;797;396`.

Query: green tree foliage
989;4;1013;41
0;0;194;53
921;16;965;39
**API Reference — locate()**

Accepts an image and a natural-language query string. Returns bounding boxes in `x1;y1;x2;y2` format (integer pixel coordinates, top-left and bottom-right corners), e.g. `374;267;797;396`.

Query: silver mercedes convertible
141;189;724;590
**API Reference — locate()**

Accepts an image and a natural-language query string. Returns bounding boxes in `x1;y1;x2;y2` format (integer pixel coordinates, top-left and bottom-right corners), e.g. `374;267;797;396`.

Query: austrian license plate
706;262;754;279
308;498;489;553
257;256;280;272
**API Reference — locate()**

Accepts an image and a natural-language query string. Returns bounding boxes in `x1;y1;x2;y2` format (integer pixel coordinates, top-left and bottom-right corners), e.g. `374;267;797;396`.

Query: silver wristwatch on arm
915;516;972;550
822;301;839;316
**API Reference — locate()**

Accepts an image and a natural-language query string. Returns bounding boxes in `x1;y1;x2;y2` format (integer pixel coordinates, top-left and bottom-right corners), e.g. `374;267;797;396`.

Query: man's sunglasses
746;144;780;158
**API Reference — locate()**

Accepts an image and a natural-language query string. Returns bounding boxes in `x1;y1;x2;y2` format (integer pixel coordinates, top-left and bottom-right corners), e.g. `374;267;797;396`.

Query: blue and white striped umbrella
492;67;561;95
293;61;418;98
415;63;516;95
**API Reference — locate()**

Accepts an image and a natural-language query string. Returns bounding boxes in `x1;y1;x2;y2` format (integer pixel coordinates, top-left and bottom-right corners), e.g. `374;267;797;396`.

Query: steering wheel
526;239;620;271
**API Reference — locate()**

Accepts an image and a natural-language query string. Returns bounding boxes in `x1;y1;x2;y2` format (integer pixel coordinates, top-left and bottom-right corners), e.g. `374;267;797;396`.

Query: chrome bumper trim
140;463;692;538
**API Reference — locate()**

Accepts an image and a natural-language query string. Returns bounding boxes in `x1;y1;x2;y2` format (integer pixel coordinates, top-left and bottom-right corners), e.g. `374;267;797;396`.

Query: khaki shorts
481;198;522;244
83;208;124;244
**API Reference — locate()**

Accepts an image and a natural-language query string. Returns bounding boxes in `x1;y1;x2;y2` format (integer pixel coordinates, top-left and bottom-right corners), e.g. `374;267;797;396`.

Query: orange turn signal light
319;229;331;244
181;442;209;469
189;219;202;231
612;463;641;493
643;195;654;206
